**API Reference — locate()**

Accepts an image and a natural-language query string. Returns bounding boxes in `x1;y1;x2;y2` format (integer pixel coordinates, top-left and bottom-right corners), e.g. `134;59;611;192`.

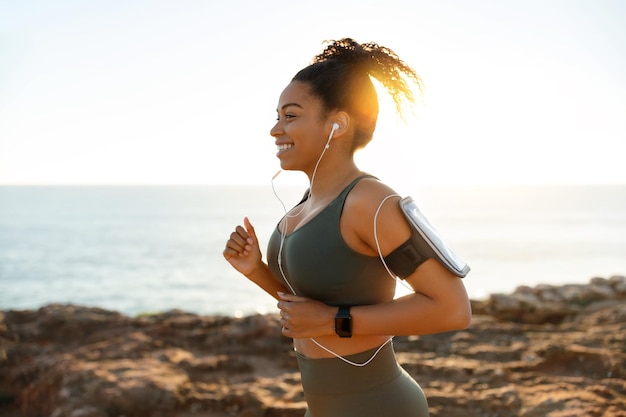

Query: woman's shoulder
353;175;399;200
346;175;402;217
343;175;412;253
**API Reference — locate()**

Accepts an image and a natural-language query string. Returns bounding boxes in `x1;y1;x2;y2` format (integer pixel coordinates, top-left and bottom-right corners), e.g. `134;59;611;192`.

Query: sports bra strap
297;174;378;206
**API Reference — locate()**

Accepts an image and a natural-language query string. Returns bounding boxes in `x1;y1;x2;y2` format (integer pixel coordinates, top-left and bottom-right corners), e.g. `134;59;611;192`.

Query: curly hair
293;38;422;150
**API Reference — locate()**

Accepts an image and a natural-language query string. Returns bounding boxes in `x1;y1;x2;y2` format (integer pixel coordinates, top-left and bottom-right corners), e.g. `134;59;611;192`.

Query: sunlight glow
0;0;624;186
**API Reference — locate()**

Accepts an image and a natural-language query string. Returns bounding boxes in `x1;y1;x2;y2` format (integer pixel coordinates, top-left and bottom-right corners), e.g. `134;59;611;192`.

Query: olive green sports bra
267;175;396;306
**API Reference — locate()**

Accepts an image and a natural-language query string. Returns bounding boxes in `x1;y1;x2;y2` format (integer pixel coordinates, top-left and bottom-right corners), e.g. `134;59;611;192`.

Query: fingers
243;216;257;241
277;292;305;302
279;309;290;324
277;292;312;314
277;294;335;339
223;220;255;258
277;292;310;337
278;306;293;337
277;293;292;335
232;225;251;248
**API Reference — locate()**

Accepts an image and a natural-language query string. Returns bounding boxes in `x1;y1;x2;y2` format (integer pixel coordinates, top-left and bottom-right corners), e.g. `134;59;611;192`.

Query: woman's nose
270;120;283;138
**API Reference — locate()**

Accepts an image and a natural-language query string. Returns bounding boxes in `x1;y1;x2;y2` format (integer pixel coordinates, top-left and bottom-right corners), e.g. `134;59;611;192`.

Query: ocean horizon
1;184;625;317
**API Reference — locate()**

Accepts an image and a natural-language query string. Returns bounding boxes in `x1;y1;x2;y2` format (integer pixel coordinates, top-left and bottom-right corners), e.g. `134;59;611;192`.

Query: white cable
271;125;335;221
374;195;415;293
309;336;392;367
270;128;393;367
272;182;393;366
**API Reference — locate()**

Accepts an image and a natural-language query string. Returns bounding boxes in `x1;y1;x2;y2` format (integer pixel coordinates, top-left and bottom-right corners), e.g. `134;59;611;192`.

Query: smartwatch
334;305;352;338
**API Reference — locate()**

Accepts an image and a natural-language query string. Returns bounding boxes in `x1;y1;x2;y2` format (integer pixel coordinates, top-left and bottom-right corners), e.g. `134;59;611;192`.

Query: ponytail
293;38;422;150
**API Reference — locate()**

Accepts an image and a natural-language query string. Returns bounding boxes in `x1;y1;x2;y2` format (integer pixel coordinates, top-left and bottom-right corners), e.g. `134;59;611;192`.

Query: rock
1;277;625;417
481;275;626;325
64;406;108;417
611;275;626;294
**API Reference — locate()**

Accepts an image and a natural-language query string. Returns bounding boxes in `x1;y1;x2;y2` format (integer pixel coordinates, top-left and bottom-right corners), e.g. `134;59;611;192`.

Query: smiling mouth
277;144;293;152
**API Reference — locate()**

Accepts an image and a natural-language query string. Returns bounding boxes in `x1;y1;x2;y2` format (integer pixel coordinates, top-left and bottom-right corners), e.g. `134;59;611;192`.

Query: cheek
285;120;327;154
285;124;307;144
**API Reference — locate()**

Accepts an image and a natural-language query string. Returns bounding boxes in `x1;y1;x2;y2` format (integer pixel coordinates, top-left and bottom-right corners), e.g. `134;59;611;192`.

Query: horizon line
1;181;625;187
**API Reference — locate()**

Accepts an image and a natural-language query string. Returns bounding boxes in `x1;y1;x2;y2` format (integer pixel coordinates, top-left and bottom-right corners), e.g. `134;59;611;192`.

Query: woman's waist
294;335;391;359
295;339;401;395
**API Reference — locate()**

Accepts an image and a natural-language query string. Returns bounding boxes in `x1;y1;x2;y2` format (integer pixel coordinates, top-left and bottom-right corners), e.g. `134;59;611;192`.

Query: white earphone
326;122;340;149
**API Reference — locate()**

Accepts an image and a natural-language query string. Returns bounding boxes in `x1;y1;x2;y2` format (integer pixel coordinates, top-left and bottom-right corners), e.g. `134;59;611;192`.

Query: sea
0;184;625;317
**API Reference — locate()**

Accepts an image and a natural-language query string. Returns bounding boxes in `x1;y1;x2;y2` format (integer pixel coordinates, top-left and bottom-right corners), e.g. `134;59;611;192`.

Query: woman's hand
223;217;263;277
277;292;336;339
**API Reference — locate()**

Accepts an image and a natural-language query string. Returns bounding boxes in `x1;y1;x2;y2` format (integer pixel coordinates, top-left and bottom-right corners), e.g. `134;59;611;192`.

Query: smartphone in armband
400;196;470;278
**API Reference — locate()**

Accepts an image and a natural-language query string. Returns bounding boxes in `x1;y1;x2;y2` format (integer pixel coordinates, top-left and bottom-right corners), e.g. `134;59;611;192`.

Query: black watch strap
334;305;352;338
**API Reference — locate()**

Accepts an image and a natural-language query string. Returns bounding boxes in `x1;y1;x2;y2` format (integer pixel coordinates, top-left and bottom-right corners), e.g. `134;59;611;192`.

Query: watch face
336;316;352;337
335;306;352;338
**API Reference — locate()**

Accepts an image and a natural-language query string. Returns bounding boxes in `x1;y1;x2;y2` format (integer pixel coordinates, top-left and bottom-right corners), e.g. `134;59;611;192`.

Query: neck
306;159;361;202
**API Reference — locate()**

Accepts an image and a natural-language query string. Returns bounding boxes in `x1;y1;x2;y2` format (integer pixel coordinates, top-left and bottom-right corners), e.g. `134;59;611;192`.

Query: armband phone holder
399;196;470;278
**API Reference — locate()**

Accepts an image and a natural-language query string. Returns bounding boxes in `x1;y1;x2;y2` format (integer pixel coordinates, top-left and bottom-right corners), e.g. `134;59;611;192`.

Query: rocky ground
1;276;625;417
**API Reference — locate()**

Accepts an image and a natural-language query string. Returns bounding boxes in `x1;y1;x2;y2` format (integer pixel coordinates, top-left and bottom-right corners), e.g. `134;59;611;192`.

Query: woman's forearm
348;259;472;337
350;289;471;337
246;262;291;301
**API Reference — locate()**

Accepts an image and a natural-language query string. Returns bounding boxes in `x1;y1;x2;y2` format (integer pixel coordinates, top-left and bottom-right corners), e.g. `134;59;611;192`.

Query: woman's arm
351;259;471;336
223;217;290;299
349;179;471;335
276;180;471;339
277;260;470;339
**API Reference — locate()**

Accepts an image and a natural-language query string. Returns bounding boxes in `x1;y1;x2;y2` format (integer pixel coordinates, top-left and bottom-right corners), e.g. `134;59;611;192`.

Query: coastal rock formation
1;276;625;417
472;275;626;324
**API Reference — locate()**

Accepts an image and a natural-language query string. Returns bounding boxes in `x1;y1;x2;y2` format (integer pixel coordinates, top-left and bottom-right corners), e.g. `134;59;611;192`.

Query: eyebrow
277;102;304;112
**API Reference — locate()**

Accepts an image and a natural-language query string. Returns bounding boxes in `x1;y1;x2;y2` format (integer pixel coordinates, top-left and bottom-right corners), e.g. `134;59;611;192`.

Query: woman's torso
267;175;396;357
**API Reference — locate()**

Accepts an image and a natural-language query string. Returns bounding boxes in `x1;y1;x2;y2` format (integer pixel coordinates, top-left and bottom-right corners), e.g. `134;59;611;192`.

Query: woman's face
270;81;331;172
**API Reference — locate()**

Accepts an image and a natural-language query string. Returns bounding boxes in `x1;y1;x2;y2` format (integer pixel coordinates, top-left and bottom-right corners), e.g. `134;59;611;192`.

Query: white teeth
277;144;293;151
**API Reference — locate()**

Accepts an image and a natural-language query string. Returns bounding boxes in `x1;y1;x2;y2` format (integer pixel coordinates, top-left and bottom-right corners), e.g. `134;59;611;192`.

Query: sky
1;0;625;187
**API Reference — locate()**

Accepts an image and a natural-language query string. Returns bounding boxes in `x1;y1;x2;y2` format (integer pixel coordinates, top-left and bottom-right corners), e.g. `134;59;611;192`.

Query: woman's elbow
445;279;472;330
441;300;472;332
446;299;472;331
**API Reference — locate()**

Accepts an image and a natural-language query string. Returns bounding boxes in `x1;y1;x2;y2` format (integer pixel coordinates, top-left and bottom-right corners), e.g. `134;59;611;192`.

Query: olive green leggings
296;342;429;417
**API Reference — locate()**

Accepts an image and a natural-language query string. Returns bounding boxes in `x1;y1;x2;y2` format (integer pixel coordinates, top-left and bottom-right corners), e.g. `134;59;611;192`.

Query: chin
278;160;297;172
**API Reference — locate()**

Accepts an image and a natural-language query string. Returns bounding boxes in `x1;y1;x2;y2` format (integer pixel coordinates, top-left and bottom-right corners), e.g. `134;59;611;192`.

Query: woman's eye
276;113;296;121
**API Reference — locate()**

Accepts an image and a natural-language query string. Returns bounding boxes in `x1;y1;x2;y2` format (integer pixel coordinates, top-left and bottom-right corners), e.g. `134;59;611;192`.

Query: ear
329;111;350;137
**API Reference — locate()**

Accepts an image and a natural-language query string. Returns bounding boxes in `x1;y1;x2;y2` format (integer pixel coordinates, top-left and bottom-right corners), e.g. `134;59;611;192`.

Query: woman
223;38;471;417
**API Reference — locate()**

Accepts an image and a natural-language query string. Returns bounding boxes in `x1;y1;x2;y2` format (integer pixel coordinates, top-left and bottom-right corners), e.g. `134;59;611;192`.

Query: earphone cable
374;195;415;293
272;125;335;220
270;128;397;367
271;182;393;367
